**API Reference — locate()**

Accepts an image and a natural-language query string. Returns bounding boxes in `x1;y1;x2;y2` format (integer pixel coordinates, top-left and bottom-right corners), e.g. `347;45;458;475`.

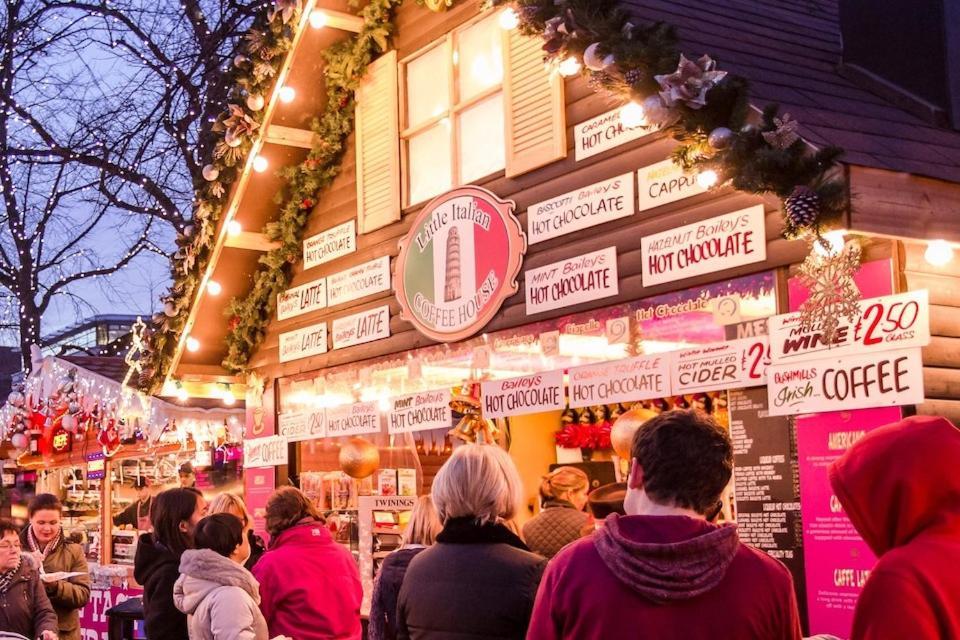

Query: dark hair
0;518;19;538
194;513;244;558
151;488;203;556
265;486;322;537
631;409;733;515
28;493;63;517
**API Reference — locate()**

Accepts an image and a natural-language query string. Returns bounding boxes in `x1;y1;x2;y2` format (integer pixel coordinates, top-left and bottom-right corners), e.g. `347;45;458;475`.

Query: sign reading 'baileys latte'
394;186;526;342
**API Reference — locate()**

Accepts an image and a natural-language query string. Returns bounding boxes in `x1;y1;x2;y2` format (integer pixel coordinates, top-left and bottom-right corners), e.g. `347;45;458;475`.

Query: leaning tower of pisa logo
444;227;462;301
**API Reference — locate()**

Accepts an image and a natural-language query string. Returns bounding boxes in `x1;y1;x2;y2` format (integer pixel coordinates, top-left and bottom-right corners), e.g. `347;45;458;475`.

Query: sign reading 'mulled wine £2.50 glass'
394;186;526;342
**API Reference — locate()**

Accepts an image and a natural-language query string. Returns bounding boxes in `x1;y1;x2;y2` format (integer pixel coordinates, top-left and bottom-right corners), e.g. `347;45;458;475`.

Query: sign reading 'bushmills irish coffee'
394;186;526;342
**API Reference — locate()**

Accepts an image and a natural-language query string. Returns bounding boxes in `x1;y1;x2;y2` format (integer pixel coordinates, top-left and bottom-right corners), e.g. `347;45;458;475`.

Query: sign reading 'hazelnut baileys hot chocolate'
394;186;526;342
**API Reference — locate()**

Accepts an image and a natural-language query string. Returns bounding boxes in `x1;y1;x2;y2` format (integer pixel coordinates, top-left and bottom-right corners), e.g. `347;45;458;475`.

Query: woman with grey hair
396;444;546;639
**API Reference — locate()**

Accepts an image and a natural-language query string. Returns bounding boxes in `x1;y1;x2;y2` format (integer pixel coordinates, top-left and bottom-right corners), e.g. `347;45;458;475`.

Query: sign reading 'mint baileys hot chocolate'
395;186;526;342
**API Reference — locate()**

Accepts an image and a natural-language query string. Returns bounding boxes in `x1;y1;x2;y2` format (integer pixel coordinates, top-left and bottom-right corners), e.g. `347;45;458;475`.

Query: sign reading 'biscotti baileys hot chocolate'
394;186;526;342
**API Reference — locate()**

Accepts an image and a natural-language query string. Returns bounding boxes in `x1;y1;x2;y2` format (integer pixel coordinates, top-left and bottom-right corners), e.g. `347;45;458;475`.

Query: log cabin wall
248;1;811;380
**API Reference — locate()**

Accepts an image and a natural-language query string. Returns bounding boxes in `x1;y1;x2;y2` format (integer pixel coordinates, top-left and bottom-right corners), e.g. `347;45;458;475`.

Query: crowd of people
0;410;957;639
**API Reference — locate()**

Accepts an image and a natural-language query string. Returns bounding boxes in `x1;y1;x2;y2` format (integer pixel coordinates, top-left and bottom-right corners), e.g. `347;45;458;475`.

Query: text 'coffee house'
138;2;960;639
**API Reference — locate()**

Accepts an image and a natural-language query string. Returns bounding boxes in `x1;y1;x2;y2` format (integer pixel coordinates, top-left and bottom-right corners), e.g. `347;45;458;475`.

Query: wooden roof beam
311;9;364;33
264;124;318;149
224;231;281;252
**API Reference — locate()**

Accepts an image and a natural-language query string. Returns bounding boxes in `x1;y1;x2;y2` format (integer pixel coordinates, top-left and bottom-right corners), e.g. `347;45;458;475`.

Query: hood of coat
829;415;960;557
593;514;740;603
174;549;261;615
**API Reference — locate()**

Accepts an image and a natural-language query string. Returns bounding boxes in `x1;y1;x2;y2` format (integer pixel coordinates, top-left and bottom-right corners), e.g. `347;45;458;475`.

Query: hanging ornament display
583;43;614;72
707;127;734;150
338;437;380;479
655;54;727;110
783;186;822;232
610;407;659;459
202;165;220;182
448;382;500;444
246;94;265;111
762;113;800;150
797;239;863;343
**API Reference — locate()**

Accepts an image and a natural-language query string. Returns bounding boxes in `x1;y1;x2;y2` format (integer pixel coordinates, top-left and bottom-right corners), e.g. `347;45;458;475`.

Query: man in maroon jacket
527;409;802;640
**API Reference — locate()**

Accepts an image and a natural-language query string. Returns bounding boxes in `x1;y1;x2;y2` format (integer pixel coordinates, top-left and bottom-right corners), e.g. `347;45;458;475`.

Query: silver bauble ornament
7;391;23;407
62;414;77;433
68;402;81;414
233;55;247;67
164;300;178;317
202;165;219;181
708;127;734;149
224;130;243;148
583;43;606;71
10;433;28;450
183;224;195;238
246;94;265;111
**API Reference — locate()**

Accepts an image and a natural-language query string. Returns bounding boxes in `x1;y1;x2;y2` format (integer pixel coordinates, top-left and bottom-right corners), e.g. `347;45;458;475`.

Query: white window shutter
356;49;400;234
502;29;567;178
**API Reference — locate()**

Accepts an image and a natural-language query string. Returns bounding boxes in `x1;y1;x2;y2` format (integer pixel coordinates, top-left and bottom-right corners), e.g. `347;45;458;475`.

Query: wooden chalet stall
161;0;960;636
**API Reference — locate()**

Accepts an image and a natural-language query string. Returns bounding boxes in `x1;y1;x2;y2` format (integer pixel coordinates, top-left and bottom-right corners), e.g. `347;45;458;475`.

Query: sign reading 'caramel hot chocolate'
394;186;526;342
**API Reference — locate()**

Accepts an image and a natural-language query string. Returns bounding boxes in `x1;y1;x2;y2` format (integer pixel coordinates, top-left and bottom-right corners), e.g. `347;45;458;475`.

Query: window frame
399;10;506;208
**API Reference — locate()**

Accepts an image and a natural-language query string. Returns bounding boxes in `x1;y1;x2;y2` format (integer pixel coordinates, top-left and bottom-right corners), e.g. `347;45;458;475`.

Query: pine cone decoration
625;68;643;87
784;186;821;230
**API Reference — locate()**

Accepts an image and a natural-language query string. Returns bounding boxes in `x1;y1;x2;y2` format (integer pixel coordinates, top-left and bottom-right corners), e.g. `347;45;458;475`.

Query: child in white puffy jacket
174;513;268;640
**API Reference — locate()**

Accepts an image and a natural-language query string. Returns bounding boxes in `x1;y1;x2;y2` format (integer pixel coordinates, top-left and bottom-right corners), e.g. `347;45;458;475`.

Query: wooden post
101;458;112;565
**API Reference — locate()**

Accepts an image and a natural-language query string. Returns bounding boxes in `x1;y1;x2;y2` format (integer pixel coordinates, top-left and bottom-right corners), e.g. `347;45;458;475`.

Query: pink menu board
796;407;900;637
245;381;276;542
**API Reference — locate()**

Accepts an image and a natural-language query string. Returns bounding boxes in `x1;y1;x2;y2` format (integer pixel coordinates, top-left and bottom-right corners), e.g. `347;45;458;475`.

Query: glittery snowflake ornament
797;239;862;343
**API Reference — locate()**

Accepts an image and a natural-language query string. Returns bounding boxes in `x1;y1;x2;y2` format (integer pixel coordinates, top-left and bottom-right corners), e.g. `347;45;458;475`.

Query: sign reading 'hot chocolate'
394;186;526;342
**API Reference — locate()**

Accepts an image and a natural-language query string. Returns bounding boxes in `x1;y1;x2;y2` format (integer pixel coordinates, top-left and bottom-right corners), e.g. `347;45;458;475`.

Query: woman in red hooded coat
829;415;960;639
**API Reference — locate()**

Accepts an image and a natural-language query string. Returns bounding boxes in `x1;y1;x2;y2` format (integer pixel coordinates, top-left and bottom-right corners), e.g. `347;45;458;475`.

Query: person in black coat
113;478;153;531
133;488;205;640
397;445;546;640
369;496;441;640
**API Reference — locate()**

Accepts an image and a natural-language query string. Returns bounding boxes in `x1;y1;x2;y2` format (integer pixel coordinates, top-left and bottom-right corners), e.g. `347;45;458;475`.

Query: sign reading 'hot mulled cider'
395;186;526;342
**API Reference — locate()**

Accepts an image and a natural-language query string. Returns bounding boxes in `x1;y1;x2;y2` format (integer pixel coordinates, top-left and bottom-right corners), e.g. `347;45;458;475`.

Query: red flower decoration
301;198;314;209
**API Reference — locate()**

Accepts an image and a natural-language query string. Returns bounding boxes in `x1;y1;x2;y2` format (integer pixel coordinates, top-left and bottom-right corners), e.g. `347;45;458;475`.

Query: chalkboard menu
729;387;807;627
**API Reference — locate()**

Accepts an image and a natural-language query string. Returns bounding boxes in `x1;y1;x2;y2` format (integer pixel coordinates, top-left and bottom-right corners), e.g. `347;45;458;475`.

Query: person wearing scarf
21;494;90;640
0;518;58;639
396;445;546;640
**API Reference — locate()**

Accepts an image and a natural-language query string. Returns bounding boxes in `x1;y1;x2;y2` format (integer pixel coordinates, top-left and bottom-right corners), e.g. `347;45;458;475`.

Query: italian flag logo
395;186;526;342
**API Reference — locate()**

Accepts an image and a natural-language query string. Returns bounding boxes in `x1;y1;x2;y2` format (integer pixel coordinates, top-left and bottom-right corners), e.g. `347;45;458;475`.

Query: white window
401;13;506;207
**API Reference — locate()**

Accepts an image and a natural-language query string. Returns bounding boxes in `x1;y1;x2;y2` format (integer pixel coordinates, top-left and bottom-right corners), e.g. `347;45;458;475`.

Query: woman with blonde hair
396;444;546;639
369;496;441;640
208;493;266;570
522;466;590;558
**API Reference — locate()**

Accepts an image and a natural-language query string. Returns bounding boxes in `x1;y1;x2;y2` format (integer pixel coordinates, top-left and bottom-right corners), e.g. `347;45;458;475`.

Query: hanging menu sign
574;107;650;161
387;390;451;434
525;247;619;314
304;220;356;269
637;159;710;212
766;347;924;416
277;278;327;321
244;435;288;468
326;402;381;437
327;256;391;307
642;204;766;286
332;305;391;350
527;174;635;244
672;336;770;394
279;323;327;363
769;290;930;364
728;387;807;623
481;370;566;419
278;411;326;442
568;353;671;408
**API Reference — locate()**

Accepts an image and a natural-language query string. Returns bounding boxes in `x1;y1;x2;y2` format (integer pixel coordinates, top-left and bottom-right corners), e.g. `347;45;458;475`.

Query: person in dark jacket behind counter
133;488;206;640
22;493;91;640
527;410;802;640
522;466;589;558
397;444;546;640
369;495;441;640
113;478;153;532
0;518;58;640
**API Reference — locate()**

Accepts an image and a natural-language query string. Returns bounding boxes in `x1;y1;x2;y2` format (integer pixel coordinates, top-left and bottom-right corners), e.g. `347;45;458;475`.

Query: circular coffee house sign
395;186;526;342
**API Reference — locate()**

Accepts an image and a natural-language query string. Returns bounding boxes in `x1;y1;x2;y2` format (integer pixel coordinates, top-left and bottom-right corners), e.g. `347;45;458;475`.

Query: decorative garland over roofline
144;0;856;390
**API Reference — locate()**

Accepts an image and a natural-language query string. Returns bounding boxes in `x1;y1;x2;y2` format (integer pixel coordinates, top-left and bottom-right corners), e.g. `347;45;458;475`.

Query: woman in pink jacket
252;487;362;640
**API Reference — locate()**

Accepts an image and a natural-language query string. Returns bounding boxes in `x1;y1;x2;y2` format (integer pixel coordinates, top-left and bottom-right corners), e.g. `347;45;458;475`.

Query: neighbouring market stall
142;0;960;637
0;343;243;637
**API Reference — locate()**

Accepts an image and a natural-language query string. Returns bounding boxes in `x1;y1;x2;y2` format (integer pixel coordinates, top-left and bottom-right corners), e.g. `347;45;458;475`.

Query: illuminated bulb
499;8;519;30
377;395;391;412
176;387;188;402
557;56;582;77
222;389;236;406
227;220;242;236
252;155;268;172
206;280;222;296
925;239;954;267
309;10;328;28
814;230;847;258
278;86;296;103
186;336;200;352
697;170;719;189
619;101;646;128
